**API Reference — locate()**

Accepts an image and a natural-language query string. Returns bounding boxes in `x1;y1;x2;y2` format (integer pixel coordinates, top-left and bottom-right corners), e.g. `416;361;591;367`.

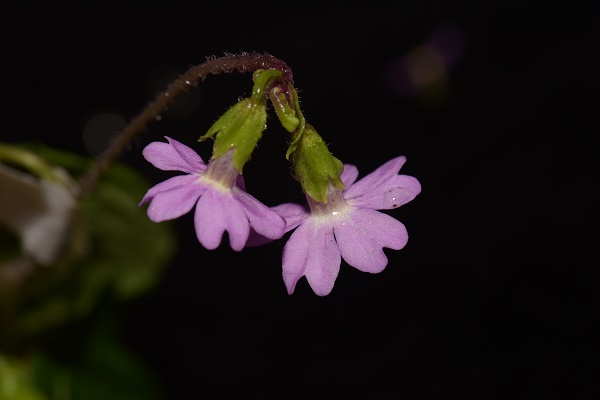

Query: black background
3;2;599;398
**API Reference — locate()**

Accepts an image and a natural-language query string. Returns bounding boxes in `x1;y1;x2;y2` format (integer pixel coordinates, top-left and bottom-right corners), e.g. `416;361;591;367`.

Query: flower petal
143;136;207;173
272;203;310;232
245;202;308;247
341;164;359;187
348;174;421;210
245;228;276;247
235;175;246;191
282;220;341;296
140;174;197;204
334;208;408;273
140;174;205;222
304;223;341;296
194;189;249;251
344;156;406;198
234;189;285;240
281;223;311;294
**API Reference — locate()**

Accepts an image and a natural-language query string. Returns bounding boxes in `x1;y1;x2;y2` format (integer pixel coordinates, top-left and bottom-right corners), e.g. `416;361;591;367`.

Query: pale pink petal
281;222;312;294
194;191;226;250
139;174;200;205
334;208;408;273
245;202;308;247
234;189;285;240
282;220;341;296
341;164;359;186
235;175;246;191
140;175;205;222
304;223;341;296
354;208;409;250
194;189;249;251
245;228;276;247
348;175;421;210
272;203;309;232
225;201;251;251
334;218;388;273
343;156;407;200
143;136;206;173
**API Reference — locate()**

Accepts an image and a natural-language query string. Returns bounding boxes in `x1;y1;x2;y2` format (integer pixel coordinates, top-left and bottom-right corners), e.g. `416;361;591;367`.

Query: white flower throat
307;186;351;222
201;150;239;191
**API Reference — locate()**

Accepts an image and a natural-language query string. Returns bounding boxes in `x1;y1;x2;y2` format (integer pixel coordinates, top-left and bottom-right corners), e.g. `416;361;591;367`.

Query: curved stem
75;52;293;201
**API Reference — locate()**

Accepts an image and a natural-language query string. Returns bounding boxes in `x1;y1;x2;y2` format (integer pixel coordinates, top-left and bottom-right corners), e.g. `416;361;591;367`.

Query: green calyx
199;69;284;173
278;86;344;204
199;98;266;174
288;124;345;204
197;67;345;204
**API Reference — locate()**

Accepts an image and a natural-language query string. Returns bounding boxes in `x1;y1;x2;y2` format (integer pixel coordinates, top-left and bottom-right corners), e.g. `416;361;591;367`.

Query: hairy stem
75;52;293;201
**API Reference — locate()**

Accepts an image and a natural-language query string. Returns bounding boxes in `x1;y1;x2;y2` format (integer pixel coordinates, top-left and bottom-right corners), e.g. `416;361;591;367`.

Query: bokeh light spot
82;110;127;156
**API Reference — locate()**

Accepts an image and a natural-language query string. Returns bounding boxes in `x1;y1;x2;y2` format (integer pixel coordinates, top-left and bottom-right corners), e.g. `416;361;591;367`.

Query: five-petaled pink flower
264;156;421;296
139;136;285;251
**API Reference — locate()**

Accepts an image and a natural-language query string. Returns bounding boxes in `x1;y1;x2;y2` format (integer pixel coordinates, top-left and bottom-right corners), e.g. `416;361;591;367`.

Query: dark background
3;2;599;398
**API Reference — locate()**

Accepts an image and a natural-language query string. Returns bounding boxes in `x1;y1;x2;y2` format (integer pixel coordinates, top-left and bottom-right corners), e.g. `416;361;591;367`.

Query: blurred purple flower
139;136;285;251
259;156;421;296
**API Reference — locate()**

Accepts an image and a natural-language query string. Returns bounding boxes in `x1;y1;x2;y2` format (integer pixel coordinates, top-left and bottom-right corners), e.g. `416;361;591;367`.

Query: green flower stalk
269;81;301;133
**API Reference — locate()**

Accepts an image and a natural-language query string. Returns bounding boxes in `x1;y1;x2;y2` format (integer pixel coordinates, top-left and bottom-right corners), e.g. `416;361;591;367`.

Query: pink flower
267;156;421;296
139;136;285;251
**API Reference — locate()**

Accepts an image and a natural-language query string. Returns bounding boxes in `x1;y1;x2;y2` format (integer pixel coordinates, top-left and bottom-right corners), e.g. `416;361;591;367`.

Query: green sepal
198;69;285;173
289;124;345;203
199;98;267;173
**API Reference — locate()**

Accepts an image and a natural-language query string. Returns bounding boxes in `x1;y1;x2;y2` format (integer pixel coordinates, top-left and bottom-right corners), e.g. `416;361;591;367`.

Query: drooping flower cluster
139;64;421;296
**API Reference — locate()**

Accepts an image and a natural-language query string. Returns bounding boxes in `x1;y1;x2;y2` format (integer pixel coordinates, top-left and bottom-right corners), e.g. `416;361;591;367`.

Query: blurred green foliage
0;142;176;399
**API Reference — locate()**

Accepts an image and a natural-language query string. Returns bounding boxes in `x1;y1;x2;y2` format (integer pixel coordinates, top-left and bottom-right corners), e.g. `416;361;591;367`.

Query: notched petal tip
334;208;408;274
345;160;421;210
194;190;250;251
401;174;422;197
